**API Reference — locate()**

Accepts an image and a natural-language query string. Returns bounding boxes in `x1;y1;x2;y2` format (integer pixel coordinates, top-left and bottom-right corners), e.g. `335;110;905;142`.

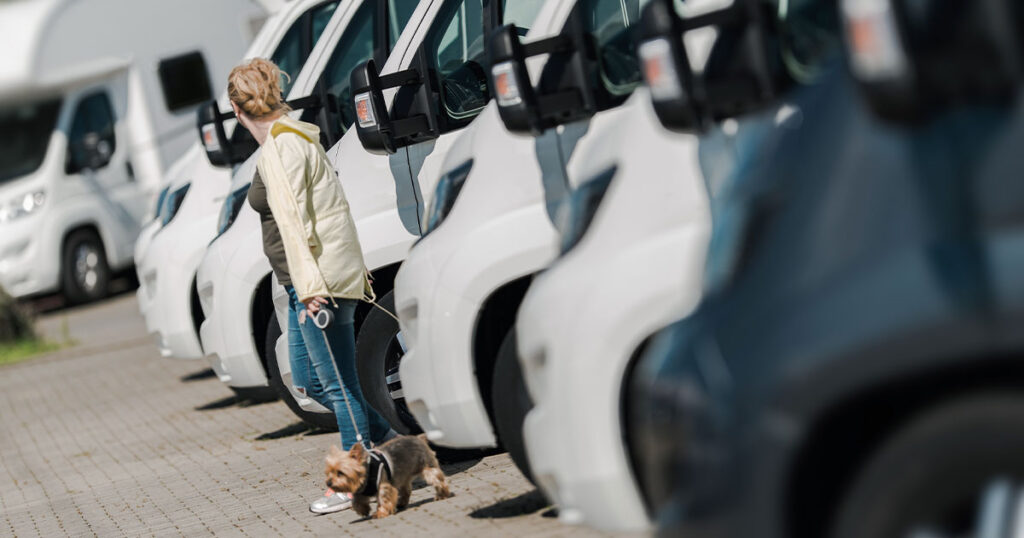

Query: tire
491;328;535;485
263;314;338;431
831;394;1024;538
62;229;110;304
355;290;419;434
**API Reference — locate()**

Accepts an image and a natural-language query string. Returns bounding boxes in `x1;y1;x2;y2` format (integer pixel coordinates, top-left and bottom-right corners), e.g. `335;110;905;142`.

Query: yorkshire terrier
324;434;452;519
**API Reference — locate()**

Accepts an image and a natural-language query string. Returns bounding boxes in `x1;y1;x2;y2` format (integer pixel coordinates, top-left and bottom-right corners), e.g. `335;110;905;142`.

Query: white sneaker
309;489;352;514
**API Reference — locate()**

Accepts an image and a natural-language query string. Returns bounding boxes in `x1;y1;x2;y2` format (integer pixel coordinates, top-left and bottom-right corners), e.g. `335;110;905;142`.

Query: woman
228;58;394;514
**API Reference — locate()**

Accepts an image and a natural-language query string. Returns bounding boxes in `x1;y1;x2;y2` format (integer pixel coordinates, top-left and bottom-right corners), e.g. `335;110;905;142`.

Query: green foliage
0;285;35;344
0;339;60;366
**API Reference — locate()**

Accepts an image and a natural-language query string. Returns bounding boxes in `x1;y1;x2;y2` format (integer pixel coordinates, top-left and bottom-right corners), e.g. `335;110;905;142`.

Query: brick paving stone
0;295;629;537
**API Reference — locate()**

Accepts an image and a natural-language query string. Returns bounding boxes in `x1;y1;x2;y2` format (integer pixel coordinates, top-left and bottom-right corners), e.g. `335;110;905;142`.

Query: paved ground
1;292;610;537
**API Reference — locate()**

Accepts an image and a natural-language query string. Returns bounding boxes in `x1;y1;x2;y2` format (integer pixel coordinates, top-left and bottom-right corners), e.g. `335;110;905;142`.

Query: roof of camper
0;0;132;101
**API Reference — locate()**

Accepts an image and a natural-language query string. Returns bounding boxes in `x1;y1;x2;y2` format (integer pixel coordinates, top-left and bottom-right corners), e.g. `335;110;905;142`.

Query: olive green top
247;169;291;286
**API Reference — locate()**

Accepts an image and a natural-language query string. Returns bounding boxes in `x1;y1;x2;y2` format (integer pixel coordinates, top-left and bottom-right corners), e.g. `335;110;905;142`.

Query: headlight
0;190;46;224
422;159;473;236
556;166;616;254
214;183;251;241
159;183;191;227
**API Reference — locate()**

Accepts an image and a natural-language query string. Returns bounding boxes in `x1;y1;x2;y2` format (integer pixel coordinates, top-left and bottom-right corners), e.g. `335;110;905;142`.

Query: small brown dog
324;434;452;519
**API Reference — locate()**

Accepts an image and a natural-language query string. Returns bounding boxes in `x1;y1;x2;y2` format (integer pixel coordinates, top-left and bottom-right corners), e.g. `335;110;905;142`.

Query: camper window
158;52;214;112
0;98;62;183
428;0;488;121
66;91;117;174
318;0;376;133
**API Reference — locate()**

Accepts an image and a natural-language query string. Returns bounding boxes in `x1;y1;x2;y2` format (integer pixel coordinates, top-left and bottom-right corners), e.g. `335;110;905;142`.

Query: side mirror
350;58;434;154
487;22;585;135
196;100;255;167
489;24;543;134
66;131;114;174
351;59;397;154
841;0;1021;123
637;0;791;132
637;0;703;131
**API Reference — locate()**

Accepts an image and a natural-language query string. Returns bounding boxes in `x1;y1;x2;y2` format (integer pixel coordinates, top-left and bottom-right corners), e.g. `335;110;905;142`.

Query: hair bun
228;58;292;120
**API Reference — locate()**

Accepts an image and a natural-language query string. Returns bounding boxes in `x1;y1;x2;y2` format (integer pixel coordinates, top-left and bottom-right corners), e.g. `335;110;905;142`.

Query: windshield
0;98;62;183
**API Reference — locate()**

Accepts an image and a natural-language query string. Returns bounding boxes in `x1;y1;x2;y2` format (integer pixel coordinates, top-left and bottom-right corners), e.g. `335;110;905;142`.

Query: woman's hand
299;296;329;324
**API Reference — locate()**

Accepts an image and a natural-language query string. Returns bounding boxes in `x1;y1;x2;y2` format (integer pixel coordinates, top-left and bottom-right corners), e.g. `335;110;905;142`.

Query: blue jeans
285;285;391;449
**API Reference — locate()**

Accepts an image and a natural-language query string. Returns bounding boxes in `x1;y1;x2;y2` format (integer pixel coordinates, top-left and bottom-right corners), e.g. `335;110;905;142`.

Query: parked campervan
134;0;341;362
195;0;421;425
0;0;268;303
196;0;547;430
396;0;650;457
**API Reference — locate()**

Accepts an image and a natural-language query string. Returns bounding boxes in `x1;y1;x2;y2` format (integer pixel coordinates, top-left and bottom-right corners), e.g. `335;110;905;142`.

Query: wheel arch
189;274;204;343
472;274;534;424
61;222;106;258
250;273;275;376
784;350;1024;538
355;262;401;335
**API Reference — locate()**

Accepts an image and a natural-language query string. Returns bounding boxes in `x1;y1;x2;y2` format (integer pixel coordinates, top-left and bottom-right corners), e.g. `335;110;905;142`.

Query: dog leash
311;308;368;448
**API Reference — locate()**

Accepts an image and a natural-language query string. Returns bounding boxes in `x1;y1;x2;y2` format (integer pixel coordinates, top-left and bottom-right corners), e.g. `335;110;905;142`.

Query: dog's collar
357;448;393;496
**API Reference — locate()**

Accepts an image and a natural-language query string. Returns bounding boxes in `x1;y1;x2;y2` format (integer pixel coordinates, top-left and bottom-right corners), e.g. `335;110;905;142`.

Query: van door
300;0;420;145
388;0;548;233
557;0;645;188
64;77;143;261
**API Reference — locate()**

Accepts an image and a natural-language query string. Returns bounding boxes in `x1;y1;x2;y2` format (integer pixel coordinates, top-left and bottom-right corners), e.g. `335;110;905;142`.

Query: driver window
67;91;116;173
428;0;488;121
584;0;647;95
502;0;546;32
318;1;376;133
231;2;340;148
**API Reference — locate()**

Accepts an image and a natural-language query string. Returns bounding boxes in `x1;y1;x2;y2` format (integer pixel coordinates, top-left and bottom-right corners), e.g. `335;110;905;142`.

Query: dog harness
357;448;393;496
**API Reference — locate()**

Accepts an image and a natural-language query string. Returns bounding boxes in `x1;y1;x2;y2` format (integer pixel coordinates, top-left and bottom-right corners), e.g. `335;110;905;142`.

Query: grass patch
0;338;62;366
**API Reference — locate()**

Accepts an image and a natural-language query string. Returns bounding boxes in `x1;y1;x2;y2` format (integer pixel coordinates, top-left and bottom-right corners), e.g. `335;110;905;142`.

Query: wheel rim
73;242;101;293
383;330;418;428
902;477;1023;538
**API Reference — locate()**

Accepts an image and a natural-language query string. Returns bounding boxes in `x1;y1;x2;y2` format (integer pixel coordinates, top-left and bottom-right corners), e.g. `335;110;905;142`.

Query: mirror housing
487;21;589;136
351;59;397;154
637;0;703;131
66;131;114;174
638;0;791;133
196;100;256;167
350;58;435;154
489;24;544;134
841;0;1022;123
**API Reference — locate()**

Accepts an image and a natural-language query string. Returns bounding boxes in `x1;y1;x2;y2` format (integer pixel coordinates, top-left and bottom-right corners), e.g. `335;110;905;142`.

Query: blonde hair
228;58;292;120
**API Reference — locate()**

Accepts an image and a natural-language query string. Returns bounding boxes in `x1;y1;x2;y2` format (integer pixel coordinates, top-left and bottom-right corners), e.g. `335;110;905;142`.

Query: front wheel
491;328;535;485
831;394;1024;538
355;291;419;434
264;314;338;431
62;229;110;304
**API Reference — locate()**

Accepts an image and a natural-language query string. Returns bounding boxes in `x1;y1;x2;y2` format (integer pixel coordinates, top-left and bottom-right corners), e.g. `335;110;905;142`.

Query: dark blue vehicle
625;1;1024;537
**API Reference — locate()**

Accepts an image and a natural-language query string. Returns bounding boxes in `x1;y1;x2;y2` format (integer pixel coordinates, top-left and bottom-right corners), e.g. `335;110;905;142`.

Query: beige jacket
256;115;373;303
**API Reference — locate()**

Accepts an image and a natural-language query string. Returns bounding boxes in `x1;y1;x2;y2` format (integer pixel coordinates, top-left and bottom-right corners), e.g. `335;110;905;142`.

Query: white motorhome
196;0;546;430
0;0;267;303
195;0;422;423
134;0;342;362
396;0;650;455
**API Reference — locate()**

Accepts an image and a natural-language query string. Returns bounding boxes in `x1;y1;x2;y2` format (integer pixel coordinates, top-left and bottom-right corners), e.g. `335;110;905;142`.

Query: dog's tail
417;433;429;444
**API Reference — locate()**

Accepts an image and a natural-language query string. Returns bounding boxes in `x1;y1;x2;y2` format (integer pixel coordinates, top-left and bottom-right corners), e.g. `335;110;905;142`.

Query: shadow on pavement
347;492;453;524
438;456;483;478
24;274;138;315
255;421;335;441
469;489;551;519
195;395;241;410
180;368;216;382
